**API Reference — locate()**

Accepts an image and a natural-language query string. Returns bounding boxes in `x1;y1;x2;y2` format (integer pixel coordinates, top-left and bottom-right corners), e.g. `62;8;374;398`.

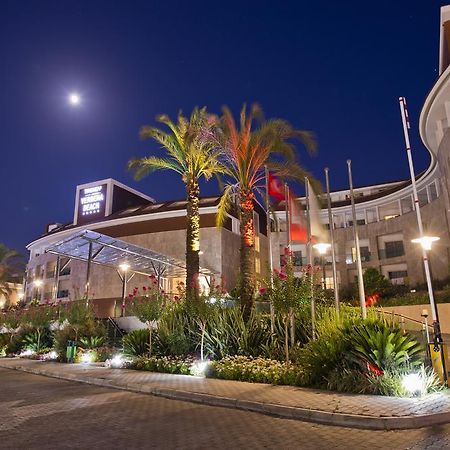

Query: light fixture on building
313;242;331;255
411;236;440;251
118;263;130;272
34;279;43;287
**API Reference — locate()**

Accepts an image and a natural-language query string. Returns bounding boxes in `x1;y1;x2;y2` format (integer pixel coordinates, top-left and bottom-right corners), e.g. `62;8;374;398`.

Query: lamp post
34;279;43;303
313;243;331;289
118;263;130;318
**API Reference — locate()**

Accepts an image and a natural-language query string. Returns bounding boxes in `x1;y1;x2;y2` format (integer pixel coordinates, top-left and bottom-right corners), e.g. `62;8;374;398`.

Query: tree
360;268;391;296
129;108;226;299
214;104;316;319
0;244;23;304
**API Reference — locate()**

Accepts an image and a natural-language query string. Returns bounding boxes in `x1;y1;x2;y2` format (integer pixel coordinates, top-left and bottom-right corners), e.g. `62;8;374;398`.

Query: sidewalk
1;357;450;431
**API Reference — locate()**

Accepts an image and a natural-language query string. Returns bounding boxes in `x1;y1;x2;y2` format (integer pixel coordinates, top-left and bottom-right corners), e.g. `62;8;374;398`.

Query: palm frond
216;184;234;227
128;156;183;180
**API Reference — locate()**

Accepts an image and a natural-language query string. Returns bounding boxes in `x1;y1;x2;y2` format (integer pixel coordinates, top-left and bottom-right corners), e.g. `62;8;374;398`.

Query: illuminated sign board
76;184;107;225
80;186;105;216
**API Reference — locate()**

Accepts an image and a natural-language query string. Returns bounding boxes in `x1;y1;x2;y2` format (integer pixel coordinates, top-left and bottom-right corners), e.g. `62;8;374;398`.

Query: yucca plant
123;329;150;357
346;321;423;372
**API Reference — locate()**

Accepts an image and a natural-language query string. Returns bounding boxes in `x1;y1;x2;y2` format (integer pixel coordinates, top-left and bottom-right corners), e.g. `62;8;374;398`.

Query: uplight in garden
402;372;424;396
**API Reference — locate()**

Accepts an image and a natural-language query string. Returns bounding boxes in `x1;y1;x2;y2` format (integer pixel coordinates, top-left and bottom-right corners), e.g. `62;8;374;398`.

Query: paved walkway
1;357;450;431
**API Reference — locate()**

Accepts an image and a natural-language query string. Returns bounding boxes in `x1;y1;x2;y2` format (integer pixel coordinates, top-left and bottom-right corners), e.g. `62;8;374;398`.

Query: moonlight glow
68;93;81;105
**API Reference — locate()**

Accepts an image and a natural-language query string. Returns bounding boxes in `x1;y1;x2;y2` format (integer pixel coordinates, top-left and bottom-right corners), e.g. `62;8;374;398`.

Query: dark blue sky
0;0;447;252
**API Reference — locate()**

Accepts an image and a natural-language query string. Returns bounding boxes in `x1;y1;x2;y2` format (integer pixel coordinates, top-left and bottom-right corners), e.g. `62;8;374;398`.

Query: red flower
367;361;383;376
128;293;133;298
149;274;156;279
259;287;267;295
278;271;287;281
142;286;147;291
174;295;179;301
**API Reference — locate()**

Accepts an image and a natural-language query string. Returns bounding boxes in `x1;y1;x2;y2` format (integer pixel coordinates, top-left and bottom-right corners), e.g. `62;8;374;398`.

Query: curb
1;361;449;431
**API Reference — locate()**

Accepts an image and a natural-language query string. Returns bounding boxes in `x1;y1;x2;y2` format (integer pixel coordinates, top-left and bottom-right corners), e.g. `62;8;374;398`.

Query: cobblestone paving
1;358;449;419
1;368;450;450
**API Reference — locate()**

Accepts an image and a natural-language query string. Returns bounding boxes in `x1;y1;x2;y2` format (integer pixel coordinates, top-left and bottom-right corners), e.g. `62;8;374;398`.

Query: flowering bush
207;355;301;385
130;355;197;375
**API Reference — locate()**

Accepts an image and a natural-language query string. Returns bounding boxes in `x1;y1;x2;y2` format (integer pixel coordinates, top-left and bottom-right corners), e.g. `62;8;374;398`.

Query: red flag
289;192;308;243
268;173;285;201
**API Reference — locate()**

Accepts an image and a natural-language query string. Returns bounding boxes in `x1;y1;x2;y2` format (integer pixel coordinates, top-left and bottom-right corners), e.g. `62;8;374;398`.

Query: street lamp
33;279;43;303
411;236;440;251
313;243;331;289
117;263;132;318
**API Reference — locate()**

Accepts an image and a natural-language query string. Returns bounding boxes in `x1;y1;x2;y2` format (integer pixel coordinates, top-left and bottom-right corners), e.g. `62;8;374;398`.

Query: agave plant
347;321;423;372
79;335;106;349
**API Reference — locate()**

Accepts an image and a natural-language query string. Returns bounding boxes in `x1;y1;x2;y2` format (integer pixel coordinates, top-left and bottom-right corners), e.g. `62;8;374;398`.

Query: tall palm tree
214;104;317;319
0;244;22;301
128;107;225;299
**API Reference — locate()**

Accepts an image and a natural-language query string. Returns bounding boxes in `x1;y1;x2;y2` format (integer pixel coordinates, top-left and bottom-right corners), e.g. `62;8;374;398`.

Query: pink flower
128;293;133;298
259;287;267;295
278;271;287;281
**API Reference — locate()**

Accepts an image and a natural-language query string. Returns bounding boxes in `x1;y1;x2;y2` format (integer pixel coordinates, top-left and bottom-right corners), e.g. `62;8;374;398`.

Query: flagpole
284;183;295;345
265;166;275;334
324;167;340;315
305;177;316;340
347;160;367;319
399;97;446;382
284;183;291;253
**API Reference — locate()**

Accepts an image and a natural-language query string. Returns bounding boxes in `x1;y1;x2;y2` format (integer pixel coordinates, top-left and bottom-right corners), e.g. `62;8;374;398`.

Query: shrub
203;307;271;359
156;303;194;356
130;355;195;375
123;329;150;357
53;319;106;361
346;320;423;372
207;356;301;385
22;329;52;353
79;335;106;349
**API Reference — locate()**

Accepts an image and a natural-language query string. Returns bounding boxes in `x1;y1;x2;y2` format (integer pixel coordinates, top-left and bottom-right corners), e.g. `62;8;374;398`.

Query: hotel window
350;246;370;262
253;212;260;236
293;251;303;267
388;270;408;285
418;188;428;207
254;235;260;252
384;241;405;259
255;257;261;274
401;196;413;214
57;289;69;299
429;182;438;202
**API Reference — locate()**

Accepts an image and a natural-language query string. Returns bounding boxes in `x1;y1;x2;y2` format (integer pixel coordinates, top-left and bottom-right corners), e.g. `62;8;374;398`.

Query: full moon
68;93;81;105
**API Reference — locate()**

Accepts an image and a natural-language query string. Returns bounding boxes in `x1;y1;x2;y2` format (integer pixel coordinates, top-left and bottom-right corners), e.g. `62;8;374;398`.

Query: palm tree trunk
240;190;255;320
186;178;200;300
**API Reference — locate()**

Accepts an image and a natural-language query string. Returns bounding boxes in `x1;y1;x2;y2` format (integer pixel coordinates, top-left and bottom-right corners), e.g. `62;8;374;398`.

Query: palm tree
128;107;225;299
214;104;316;319
0;244;22;302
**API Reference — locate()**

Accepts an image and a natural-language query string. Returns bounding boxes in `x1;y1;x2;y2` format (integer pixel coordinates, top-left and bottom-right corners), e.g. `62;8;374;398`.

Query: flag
308;183;327;244
289;194;308;243
268;173;285;201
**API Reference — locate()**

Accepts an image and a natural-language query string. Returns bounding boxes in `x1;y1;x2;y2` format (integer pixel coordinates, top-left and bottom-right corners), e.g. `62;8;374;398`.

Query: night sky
0;0;447;252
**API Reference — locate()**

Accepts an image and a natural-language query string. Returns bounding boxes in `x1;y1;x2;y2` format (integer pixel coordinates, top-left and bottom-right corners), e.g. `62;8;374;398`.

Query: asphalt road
0;368;449;450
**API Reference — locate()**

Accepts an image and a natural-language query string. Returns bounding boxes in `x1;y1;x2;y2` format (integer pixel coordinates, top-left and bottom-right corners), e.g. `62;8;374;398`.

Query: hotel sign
77;184;107;224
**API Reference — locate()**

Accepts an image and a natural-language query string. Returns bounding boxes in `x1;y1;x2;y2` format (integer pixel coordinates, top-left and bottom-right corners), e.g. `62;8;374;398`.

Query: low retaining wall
381;303;450;334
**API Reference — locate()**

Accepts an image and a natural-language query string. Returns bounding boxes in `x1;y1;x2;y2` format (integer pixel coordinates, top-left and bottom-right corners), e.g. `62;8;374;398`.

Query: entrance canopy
44;229;213;278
